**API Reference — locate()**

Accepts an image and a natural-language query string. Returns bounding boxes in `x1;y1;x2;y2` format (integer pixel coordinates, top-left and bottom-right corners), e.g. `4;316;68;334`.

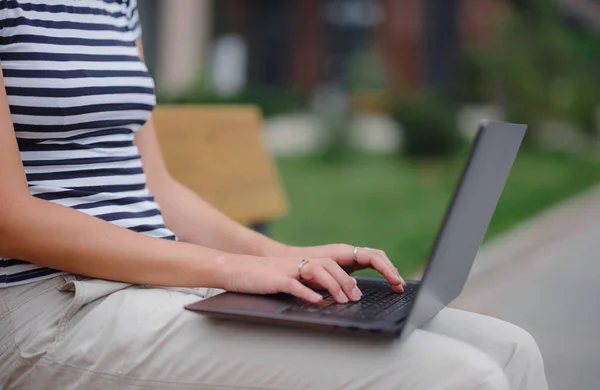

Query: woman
0;1;547;389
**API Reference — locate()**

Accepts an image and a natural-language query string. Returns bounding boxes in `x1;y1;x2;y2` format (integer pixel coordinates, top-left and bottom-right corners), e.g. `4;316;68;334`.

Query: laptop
185;121;526;340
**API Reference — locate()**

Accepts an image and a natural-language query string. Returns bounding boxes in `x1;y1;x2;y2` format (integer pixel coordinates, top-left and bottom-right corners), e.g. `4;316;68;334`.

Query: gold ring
353;246;359;264
297;259;310;282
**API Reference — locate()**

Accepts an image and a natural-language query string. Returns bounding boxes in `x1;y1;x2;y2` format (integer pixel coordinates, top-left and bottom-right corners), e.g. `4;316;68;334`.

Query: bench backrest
153;105;288;225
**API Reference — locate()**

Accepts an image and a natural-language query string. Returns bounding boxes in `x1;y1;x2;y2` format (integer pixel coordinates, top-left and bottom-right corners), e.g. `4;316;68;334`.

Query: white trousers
0;274;548;390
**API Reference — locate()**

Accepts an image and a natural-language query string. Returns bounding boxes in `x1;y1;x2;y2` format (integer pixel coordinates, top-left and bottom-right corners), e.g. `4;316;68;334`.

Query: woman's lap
1;275;545;390
422;308;547;390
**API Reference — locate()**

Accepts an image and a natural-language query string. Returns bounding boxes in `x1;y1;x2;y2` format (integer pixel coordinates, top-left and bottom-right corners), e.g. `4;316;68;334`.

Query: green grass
271;150;600;276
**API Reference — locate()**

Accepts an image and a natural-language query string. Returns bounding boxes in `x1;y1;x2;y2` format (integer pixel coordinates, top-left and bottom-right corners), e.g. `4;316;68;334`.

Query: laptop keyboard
285;283;418;320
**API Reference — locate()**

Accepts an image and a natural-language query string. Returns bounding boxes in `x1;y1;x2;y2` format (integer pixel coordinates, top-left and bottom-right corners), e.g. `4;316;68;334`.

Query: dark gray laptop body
185;122;527;340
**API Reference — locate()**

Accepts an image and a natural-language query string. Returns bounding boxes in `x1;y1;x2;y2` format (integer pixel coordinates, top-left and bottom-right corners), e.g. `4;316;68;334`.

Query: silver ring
297;259;310;281
353;246;359;263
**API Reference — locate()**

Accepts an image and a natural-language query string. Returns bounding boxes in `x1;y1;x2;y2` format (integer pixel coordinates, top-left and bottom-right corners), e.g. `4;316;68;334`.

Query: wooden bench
153;105;289;233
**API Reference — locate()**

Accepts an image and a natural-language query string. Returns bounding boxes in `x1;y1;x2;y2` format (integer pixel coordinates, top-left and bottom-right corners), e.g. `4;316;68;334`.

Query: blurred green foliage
162;86;309;118
457;52;488;104
466;0;600;137
391;94;462;158
346;46;388;93
316;113;354;163
162;0;600;158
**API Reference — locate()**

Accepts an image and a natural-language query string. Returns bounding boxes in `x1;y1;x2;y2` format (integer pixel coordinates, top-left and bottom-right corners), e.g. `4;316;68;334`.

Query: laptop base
185;277;419;338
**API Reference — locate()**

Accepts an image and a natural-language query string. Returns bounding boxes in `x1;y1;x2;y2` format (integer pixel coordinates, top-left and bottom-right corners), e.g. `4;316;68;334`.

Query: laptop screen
400;121;526;342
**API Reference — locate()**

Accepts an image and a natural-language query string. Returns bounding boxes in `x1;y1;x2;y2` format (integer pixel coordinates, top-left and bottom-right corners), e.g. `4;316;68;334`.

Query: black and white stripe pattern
1;0;177;286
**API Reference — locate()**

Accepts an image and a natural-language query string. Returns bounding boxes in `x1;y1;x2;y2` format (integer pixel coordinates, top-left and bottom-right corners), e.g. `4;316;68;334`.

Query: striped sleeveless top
0;0;177;287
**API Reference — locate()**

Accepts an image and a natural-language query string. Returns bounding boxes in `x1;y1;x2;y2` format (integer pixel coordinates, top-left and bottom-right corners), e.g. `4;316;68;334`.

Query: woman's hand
277;244;406;293
219;256;365;304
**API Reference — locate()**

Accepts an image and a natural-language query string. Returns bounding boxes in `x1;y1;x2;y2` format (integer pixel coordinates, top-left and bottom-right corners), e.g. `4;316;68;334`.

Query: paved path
452;185;600;390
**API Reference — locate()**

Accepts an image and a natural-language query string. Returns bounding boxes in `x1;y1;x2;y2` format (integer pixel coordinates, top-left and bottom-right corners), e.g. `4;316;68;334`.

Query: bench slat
153;105;289;225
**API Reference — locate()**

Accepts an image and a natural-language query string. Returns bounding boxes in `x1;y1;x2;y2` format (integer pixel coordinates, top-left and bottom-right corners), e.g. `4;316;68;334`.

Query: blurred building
138;0;599;98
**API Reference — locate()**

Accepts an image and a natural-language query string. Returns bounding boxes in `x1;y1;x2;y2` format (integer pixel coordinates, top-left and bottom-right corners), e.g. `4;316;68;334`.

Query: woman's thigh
5;278;509;390
423;308;547;390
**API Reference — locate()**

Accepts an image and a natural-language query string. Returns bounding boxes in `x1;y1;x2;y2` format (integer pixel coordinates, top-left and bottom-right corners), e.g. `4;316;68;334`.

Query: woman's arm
135;117;405;290
0;63;362;302
0;63;344;303
133;41;286;257
133;39;405;290
132;39;405;289
0;64;238;288
134;115;285;257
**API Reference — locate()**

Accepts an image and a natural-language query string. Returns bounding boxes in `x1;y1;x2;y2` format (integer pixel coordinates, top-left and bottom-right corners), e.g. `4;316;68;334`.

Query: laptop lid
399;121;526;342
